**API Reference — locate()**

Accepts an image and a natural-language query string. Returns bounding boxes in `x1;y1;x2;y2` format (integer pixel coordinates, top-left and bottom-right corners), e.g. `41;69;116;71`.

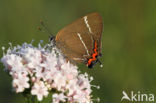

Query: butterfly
42;13;103;68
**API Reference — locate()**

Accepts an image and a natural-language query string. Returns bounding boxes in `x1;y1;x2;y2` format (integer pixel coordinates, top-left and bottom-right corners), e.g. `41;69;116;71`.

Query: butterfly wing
55;12;103;63
86;13;103;55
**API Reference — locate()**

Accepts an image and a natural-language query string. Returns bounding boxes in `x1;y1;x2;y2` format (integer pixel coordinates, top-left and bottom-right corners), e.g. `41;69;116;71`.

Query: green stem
24;94;37;103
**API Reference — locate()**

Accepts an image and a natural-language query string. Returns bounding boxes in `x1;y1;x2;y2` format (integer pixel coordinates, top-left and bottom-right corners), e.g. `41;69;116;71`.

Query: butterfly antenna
39;20;55;41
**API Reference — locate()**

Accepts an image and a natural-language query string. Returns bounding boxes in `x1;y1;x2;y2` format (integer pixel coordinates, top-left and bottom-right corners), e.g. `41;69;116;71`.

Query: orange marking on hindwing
87;42;98;66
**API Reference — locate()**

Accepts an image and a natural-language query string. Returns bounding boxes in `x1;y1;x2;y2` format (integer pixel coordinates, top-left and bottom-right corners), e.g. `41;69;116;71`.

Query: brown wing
86;13;103;54
55;12;103;63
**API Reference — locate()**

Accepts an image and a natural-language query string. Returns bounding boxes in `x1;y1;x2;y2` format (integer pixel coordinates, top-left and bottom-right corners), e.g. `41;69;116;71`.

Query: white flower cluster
1;41;99;103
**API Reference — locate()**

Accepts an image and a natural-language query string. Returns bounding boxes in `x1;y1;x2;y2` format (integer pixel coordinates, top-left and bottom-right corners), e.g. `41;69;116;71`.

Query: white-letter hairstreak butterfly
41;12;103;68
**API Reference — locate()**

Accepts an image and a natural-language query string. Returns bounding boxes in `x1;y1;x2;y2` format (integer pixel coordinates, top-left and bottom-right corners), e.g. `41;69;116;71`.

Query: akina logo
121;91;154;102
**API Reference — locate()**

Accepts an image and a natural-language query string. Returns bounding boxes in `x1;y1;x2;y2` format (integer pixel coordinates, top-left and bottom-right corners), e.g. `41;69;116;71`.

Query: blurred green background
0;0;156;103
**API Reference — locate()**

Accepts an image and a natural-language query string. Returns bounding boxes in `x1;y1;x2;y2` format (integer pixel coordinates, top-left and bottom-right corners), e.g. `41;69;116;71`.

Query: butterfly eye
49;36;55;42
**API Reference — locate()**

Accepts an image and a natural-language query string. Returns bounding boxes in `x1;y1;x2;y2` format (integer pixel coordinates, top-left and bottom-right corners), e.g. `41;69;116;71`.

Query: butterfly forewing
55;12;103;63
